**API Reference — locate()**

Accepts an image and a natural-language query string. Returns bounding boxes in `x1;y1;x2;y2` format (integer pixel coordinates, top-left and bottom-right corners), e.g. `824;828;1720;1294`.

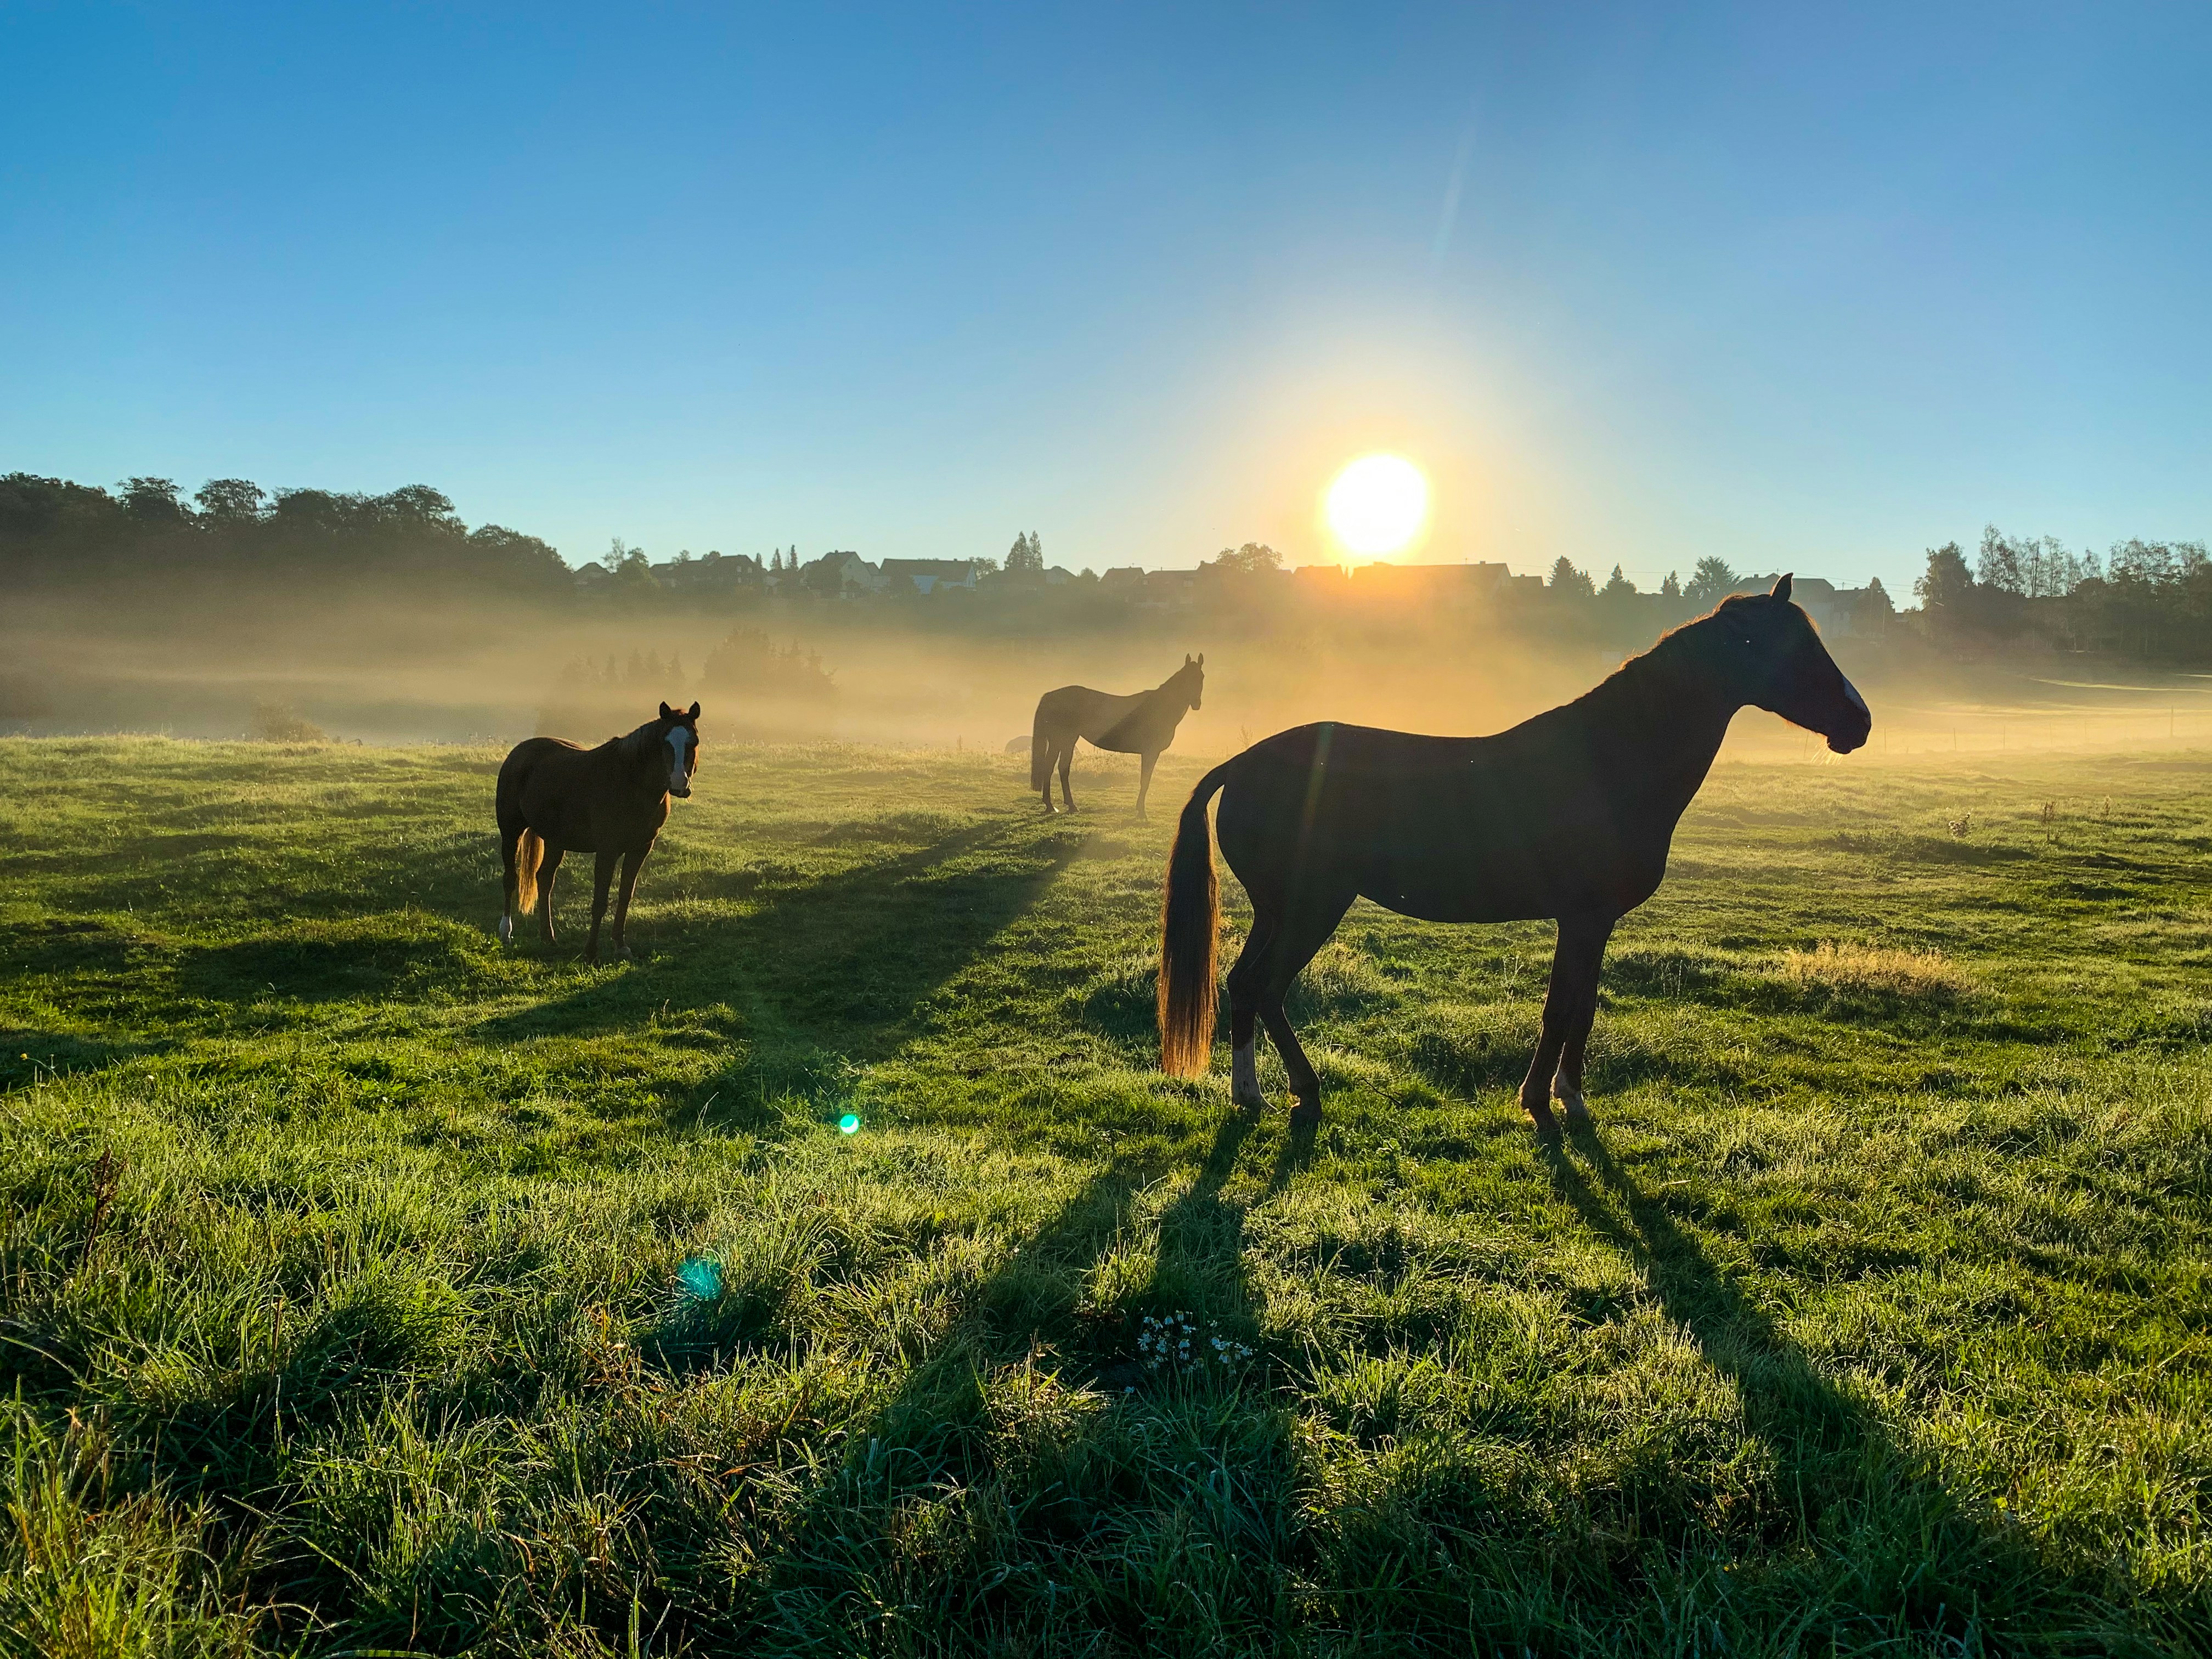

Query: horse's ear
659;701;674;719
1197;653;1204;667
1771;573;1792;602
1184;654;1193;665
686;702;700;719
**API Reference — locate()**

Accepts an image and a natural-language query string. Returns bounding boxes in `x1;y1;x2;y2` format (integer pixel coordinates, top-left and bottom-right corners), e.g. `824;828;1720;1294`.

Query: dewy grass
1;735;2210;1654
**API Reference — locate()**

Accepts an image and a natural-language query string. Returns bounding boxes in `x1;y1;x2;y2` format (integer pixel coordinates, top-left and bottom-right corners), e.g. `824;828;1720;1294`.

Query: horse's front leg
1521;915;1613;1137
1135;751;1159;820
584;850;619;963
1057;743;1075;812
610;849;647;960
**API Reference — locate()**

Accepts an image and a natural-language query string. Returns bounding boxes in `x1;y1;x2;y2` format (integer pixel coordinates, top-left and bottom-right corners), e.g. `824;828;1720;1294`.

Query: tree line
1914;528;2212;661
8;467;2205;665
0;472;569;607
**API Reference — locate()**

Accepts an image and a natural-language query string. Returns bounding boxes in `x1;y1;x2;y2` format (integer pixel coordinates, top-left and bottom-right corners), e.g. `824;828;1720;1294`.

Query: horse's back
1216;720;1652;920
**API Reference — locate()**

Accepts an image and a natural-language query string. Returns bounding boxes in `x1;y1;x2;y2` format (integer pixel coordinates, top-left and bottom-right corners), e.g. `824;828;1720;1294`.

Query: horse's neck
1575;643;1740;819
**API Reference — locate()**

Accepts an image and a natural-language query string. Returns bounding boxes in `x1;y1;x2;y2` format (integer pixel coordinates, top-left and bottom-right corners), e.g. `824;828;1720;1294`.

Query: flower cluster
1133;1311;1255;1380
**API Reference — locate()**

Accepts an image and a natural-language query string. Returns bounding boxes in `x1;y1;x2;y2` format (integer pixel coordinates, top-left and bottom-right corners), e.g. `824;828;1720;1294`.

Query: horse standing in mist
1030;654;1204;818
1158;577;1871;1136
496;702;700;964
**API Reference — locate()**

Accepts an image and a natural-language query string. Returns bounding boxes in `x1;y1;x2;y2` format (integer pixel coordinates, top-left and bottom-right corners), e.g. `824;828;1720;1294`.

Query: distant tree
607;539;656;591
1006;531;1044;573
376;484;460;526
1864;575;1894;618
194;478;266;520
119;477;186;522
1659;571;1681;598
1210;542;1282;575
1683;557;1740;606
1548;557;1595;600
1600;565;1636;600
1914;543;1975;613
1976;526;2025;595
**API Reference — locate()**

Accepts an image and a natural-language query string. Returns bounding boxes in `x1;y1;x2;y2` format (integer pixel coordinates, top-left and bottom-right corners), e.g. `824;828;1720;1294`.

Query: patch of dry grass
1777;939;1972;1000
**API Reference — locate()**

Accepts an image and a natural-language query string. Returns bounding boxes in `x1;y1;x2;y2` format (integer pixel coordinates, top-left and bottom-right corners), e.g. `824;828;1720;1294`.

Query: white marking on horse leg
1232;1040;1265;1109
498;914;512;946
1551;1060;1589;1120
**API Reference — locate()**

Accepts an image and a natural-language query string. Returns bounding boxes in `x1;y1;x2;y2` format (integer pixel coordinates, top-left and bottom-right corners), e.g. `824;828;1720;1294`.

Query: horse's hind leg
1135;751;1159;821
1224;915;1280;1112
1057;742;1075;812
537;846;566;943
1523;915;1613;1137
1256;890;1355;1128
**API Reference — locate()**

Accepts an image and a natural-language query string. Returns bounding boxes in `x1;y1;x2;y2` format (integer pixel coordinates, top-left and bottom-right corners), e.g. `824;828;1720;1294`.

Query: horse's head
656;701;702;797
1711;575;1870;754
1177;653;1205;710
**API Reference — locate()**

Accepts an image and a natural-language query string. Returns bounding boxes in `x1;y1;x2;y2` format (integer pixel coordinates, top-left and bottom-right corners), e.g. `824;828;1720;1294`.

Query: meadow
2;733;2209;1656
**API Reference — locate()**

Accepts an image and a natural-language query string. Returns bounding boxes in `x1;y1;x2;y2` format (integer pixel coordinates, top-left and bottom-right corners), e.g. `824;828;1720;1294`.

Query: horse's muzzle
670;783;692;798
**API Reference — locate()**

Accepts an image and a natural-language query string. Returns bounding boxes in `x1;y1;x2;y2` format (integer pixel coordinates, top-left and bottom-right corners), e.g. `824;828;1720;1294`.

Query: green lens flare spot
676;1256;722;1300
838;1113;861;1135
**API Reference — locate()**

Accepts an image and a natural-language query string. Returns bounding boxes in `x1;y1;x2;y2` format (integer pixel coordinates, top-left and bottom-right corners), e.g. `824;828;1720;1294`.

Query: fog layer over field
13;586;2212;771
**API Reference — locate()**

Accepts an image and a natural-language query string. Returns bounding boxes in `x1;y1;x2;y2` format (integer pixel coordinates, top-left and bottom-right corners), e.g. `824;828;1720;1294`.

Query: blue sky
3;2;2206;589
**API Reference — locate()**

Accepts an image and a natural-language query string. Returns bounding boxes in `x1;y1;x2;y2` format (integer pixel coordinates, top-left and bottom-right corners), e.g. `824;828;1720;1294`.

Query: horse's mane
1577;596;1762;712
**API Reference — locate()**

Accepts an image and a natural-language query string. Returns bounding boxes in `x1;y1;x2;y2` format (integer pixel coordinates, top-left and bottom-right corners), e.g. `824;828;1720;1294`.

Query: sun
1325;454;1429;557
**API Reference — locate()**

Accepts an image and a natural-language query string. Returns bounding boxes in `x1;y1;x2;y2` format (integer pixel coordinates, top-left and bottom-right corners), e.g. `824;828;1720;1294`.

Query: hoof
1554;1088;1592;1128
1288;1098;1322;1130
1525;1099;1562;1141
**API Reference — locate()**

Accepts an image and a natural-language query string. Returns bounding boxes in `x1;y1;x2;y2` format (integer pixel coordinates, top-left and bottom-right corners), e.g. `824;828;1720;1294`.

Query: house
879;558;981;595
797;550;884;596
651;550;764;594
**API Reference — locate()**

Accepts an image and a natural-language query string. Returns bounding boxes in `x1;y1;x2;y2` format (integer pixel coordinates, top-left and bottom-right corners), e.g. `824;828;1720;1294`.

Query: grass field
3;734;2211;1656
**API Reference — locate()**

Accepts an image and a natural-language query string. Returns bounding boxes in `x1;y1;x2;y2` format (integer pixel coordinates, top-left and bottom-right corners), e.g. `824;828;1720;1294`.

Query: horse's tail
513;829;544;916
1159;763;1231;1077
1029;698;1052;790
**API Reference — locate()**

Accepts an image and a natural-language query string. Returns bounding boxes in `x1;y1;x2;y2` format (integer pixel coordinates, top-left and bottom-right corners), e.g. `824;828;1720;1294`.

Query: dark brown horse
496;701;700;963
1158;577;1870;1136
1030;654;1204;817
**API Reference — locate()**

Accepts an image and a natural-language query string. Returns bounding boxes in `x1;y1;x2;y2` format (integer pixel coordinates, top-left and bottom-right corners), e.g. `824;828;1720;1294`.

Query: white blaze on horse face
665;726;694;794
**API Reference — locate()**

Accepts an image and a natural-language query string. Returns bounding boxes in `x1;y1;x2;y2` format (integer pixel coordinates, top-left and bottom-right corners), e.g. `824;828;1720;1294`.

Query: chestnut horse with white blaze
1157;578;1871;1137
496;701;700;963
1030;654;1204;818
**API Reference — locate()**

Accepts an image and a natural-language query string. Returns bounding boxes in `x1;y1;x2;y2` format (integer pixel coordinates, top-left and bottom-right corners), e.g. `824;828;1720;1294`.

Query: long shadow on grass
734;1115;1292;1650
480;816;1086;1087
1547;1127;2130;1646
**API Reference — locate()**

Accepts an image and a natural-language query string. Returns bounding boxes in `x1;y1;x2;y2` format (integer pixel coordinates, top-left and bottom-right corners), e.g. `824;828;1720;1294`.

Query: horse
1156;577;1870;1137
1029;654;1204;817
496;701;700;964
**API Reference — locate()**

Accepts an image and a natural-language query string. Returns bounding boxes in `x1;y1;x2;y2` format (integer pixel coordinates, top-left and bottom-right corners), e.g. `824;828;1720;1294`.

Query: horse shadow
715;1109;1283;1638
1544;1126;2117;1643
476;817;1086;1102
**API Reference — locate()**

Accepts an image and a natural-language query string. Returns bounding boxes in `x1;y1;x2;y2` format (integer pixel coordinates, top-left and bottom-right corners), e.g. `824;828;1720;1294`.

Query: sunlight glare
1325;454;1429;557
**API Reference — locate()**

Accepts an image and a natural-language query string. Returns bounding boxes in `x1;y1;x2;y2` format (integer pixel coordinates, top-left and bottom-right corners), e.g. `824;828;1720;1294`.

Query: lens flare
677;1255;723;1299
1325;454;1429;557
838;1113;861;1135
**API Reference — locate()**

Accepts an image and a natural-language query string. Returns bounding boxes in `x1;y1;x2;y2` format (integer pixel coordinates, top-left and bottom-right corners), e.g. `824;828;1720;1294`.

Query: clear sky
3;2;2207;589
